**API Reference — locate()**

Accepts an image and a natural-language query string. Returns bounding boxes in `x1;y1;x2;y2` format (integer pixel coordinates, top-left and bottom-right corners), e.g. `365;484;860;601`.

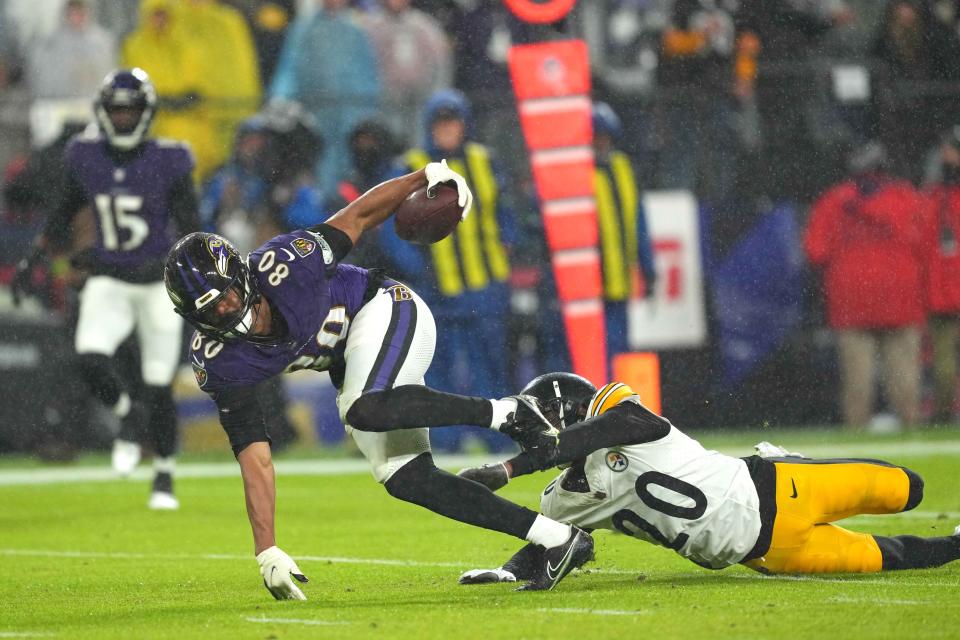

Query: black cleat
518;527;594;591
497;395;560;468
503;542;544;582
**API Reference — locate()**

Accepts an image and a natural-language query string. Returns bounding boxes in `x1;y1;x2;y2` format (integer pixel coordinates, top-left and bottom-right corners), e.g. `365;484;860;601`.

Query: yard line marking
537;608;648;616
0;634;56;638
828;595;929;606
1;548;956;588
4;440;960;486
245;617;350;626
0;548;463;568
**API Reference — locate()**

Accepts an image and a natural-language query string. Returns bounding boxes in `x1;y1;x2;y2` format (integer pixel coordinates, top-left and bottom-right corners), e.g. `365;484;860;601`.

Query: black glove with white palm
495;395;560;469
256;546;309;600
425;159;473;220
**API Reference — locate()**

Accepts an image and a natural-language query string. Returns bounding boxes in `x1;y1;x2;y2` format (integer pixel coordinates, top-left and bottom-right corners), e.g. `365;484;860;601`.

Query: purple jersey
65;134;194;269
190;230;371;391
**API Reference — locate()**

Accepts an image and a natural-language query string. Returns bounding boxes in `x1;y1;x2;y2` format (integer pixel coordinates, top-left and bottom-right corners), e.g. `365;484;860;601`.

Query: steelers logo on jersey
606;451;628;472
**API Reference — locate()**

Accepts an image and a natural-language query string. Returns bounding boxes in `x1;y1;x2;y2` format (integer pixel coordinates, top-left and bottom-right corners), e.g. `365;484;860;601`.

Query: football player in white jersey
458;372;960;582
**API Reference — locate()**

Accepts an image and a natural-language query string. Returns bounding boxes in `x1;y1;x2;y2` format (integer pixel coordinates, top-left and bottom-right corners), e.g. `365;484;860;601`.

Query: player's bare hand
256;546;309;600
425;159;473;220
457;462;510;491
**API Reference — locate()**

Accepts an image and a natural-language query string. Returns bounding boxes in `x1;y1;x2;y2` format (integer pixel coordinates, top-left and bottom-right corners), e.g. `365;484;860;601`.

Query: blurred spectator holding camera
804;141;926;430
922;126;960;424
201;101;325;252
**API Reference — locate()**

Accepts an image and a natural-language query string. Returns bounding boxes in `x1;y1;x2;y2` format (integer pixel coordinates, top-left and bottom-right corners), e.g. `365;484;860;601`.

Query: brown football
394;183;463;245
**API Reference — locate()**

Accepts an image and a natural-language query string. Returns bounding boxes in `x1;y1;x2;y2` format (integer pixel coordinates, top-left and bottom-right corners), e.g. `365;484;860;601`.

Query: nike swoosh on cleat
545;535;578;583
790;478;798;499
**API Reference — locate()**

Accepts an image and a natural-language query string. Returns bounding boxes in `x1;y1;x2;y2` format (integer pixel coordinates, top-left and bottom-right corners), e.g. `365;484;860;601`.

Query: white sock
489;398;518;430
525;515;572;548
153;457;175;475
113;393;131;419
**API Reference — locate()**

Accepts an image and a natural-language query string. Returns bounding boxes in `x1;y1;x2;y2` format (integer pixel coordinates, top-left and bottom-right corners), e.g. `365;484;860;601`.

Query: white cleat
111;439;141;477
148;491;180;510
953;524;960;537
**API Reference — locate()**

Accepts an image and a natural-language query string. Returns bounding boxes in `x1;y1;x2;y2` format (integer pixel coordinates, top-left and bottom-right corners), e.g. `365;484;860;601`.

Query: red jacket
922;184;960;315
804;176;926;329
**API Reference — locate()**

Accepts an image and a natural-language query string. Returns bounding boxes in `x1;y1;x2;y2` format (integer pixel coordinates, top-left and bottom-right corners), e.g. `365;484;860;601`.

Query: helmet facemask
539;380;591;431
165;233;286;346
94;68;156;150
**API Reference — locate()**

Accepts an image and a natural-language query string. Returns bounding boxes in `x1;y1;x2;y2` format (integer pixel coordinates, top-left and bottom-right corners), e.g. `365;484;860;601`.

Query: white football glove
458;567;518;585
425;159;473;220
256;545;309;600
754;441;805;459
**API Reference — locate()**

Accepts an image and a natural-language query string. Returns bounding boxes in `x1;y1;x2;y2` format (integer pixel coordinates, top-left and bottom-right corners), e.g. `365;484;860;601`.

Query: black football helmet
520;372;597;430
94;68;157;150
164;232;275;344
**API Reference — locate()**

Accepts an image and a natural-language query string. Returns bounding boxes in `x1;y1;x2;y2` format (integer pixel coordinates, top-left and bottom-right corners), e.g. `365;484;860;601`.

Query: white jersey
540;388;762;569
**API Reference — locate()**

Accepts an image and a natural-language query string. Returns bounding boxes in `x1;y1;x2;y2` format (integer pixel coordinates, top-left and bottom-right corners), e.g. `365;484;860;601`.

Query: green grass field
2;428;960;639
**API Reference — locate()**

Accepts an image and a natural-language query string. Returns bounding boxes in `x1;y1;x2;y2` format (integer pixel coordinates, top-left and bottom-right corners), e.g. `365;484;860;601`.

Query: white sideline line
1;548;957;588
828;595;929;606
5;439;960;487
0;455;499;487
0;440;958;487
537;608;648;616
0;634;55;638
245;617;350;626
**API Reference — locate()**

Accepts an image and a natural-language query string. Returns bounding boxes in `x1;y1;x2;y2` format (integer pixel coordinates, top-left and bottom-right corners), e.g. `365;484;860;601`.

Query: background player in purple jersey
12;68;198;510
164;162;594;599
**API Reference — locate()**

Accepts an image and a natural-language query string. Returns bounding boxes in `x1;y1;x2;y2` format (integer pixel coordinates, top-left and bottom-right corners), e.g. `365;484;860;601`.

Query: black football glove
457;462;510;491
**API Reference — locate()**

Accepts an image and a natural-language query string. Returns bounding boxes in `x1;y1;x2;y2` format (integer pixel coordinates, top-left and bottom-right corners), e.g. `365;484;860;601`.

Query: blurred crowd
2;0;960;450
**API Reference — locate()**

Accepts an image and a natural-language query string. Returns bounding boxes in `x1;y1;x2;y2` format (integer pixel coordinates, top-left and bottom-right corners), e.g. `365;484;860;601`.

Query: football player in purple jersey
13;69;198;509
164;162;594;598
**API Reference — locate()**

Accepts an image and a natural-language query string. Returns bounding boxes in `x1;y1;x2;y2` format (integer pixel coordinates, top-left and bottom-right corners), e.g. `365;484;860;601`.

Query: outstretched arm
212;385;309;600
237;442;277;554
460;401;672;489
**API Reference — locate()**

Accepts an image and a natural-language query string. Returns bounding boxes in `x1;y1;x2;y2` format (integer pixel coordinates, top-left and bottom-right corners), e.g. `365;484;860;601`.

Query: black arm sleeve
209;384;271;456
504;401;672;479
555;402;671;463
42;168;88;251
169;172;200;235
307;222;354;261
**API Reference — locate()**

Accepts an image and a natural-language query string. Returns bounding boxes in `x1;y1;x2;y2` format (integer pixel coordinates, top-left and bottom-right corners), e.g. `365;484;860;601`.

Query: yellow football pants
744;460;914;574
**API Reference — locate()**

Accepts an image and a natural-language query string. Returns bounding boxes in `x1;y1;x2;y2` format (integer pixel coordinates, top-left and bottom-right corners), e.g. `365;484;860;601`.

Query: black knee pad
75;353;122;406
384;452;436;501
901;467;924;511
